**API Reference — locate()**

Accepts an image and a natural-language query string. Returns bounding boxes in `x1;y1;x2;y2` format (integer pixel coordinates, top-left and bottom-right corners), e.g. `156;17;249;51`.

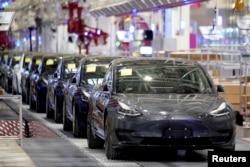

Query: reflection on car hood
116;93;225;115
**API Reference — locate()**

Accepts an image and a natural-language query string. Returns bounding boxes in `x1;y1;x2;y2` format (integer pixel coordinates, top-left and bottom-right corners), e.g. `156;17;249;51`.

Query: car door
92;67;113;137
64;68;80;122
49;60;62;110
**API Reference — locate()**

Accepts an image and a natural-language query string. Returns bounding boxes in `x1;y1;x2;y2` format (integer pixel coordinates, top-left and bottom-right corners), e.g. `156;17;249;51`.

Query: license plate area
164;129;192;139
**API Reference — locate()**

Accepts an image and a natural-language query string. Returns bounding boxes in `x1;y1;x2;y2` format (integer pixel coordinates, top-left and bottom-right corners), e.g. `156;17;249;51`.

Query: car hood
115;93;226;116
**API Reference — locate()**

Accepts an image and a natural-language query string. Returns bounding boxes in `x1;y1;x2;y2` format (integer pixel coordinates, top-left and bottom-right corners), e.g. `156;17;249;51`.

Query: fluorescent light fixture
140;46;153;55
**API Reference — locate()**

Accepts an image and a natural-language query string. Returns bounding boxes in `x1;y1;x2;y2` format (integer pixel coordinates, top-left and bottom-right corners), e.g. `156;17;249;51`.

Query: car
2;52;21;93
21;52;43;104
29;53;61;112
46;55;82;123
87;57;236;159
63;56;122;137
12;51;32;95
0;51;10;88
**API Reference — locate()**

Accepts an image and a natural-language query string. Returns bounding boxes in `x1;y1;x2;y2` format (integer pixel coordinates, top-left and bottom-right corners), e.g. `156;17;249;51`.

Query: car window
83;63;109;86
23;56;31;68
116;60;213;94
63;59;79;79
102;68;112;91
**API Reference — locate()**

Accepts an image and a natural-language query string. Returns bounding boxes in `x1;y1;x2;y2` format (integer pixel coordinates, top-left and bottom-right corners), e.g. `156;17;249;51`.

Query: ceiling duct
116;5;128;14
149;0;164;6
143;0;157;8
89;0;209;17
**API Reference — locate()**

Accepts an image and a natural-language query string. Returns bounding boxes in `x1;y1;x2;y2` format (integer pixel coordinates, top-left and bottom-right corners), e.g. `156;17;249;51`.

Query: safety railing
0;95;23;147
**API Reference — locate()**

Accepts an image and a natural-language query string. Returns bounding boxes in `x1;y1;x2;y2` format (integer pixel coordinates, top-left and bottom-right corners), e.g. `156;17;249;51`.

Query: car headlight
209;102;229;117
117;102;142;117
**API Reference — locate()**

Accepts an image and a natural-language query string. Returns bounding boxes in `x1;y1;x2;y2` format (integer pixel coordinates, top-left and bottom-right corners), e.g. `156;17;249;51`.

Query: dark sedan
21;52;43;104
87;57;236;159
46;55;82;123
29;53;60;112
63;56;122;138
2;53;21;93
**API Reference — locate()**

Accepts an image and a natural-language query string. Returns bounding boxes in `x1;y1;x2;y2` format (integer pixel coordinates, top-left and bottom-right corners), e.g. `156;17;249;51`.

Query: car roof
112;57;200;67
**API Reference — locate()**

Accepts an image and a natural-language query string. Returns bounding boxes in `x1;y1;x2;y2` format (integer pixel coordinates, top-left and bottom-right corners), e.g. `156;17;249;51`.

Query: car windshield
11;55;21;67
43;57;59;74
63;58;81;79
23;56;31;68
116;59;213;94
82;58;115;86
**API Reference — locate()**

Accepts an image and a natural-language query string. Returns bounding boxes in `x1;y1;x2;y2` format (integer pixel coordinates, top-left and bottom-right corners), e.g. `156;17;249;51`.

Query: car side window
56;62;62;78
102;67;112;91
75;67;81;85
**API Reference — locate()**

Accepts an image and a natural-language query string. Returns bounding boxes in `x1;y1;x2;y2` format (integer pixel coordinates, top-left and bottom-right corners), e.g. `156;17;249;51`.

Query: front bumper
109;113;236;150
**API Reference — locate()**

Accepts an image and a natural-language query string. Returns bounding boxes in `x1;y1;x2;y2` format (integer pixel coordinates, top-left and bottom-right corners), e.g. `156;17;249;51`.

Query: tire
29;87;36;110
46;93;53;119
7;80;12;93
73;103;80;137
105;117;122;160
21;91;26;103
26;83;30;105
54;96;62;123
36;91;41;113
87;114;104;149
72;102;87;138
63;100;72;131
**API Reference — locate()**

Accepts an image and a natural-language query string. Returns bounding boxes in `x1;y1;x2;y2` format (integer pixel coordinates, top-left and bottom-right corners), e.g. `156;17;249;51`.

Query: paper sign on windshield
120;69;132;76
36;59;41;64
86;65;96;73
4;54;8;59
67;63;76;69
14;56;21;61
25;57;31;63
46;59;54;65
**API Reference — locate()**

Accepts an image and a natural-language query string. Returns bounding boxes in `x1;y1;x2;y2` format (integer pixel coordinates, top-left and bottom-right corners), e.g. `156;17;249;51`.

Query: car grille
140;134;233;146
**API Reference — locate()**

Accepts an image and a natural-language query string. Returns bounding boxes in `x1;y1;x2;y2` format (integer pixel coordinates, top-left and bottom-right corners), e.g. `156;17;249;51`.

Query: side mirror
217;85;225;93
71;77;76;84
103;84;108;91
54;73;58;78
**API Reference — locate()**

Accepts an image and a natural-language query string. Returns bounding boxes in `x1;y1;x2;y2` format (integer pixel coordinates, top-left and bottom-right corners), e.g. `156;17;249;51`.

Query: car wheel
26;86;30;105
21;91;26;103
63;100;72;131
73;102;87;138
7;81;11;93
54;96;62;123
36;91;41;113
87;113;104;149
46;93;53;119
73;102;80;137
29;88;36;110
105;117;122;160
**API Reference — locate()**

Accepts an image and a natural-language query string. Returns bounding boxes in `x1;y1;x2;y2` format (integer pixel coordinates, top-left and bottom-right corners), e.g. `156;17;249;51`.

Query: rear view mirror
217;85;225;93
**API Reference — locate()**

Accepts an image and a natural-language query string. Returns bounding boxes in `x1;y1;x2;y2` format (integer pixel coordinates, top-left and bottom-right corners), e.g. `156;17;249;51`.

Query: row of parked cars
0;51;120;137
0;50;238;159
